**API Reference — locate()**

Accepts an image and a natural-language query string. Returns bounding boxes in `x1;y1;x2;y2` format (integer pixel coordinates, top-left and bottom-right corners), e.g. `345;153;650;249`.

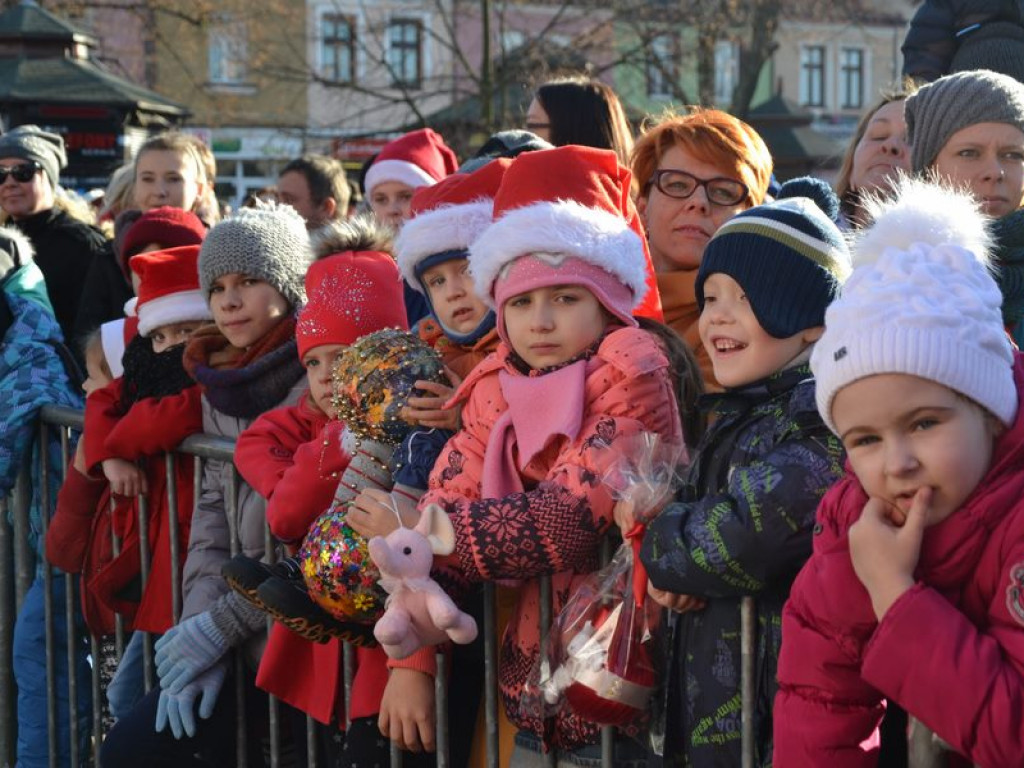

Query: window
322;14;355;84
714;40;738;107
800;45;825;107
388;19;422;89
208;15;247;85
647;33;676;99
840;48;864;109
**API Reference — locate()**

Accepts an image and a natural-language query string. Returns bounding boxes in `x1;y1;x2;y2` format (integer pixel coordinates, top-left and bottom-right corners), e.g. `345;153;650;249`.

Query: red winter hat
120;206;207;266
296;250;409;359
395;157;512;291
363;128;459;197
128;245;211;337
469;146;658;328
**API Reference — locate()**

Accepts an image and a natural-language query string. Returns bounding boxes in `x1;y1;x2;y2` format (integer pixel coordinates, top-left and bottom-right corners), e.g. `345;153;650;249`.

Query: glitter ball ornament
331;327;447;444
299;503;386;623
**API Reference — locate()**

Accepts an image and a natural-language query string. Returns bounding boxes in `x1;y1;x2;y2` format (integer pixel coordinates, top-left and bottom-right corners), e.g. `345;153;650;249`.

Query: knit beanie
905;69;1024;173
129;245;211;337
951;22;1024;86
363;128;459;197
198;203;311;307
696;177;852;339
121;206;207;264
0;125;67;189
296;250;408;359
470;145;650;334
811;177;1017;432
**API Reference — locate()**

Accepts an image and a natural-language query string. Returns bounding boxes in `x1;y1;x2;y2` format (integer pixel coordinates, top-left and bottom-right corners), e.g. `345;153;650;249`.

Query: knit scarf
119;334;197;411
183;315;303;419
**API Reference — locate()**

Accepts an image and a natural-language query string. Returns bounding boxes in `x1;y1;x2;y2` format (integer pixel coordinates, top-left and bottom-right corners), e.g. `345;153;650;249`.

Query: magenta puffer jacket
774;354;1024;768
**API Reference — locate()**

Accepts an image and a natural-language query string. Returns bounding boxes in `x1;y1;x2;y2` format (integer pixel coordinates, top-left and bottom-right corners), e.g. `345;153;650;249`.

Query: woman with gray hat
905;68;1024;342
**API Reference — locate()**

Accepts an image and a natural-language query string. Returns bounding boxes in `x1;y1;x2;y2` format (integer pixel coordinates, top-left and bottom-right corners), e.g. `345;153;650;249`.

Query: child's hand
72;441;88;475
102;458;147;497
849;489;930;621
401;368;462;430
378;668;436;753
647;583;706;613
345;488;419;540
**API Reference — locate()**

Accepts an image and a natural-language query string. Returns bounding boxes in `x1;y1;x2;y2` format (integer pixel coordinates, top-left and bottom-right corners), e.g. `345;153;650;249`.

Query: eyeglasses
649;169;748;206
0;161;41;184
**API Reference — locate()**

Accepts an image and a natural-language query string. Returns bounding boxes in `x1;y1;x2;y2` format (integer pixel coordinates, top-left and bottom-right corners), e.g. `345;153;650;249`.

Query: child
1;225;91;768
774;180;1024;766
99;204;311;767
635;179;850;767
371;145;685;762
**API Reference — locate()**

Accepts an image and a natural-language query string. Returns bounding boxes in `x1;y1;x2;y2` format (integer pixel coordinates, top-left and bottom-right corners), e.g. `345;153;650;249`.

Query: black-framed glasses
649;169;748;206
0;161;41;184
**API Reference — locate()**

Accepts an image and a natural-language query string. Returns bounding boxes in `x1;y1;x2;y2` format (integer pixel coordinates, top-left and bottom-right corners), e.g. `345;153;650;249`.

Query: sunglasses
649;169;748;207
0;161;41;184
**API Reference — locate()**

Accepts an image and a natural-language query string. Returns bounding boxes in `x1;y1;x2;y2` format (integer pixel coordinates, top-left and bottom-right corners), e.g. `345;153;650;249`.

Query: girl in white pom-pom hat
775;178;1024;767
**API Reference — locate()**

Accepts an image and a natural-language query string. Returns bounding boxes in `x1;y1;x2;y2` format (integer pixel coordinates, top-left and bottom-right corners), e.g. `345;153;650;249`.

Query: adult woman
906;68;1024;341
834;81;916;228
630;108;772;388
526;77;634;166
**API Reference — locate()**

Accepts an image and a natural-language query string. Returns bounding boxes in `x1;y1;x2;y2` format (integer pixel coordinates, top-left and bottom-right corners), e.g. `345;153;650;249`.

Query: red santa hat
469;146;653;330
363;128;459;197
395;157;512;291
128;245;211;337
296;250;409;359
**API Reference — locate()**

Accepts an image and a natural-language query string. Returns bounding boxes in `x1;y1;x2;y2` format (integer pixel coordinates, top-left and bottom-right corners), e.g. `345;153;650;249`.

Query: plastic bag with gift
524;433;685;725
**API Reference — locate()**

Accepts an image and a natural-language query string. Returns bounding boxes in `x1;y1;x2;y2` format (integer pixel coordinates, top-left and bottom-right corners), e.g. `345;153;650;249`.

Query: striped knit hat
696;177;851;339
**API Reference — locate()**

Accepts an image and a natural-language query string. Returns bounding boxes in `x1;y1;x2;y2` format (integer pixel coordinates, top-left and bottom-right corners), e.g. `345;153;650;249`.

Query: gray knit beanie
199;203;311;307
906;69;1024;173
0;125;68;189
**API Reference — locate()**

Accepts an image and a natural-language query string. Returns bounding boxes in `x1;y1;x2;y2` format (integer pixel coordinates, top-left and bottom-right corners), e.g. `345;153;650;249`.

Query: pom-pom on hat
696;176;851;339
811;177;1017;432
121;206;207;265
296;250;408;360
905;69;1024;174
128;245;212;337
469;145;650;331
198;203;311;308
363;128;459;197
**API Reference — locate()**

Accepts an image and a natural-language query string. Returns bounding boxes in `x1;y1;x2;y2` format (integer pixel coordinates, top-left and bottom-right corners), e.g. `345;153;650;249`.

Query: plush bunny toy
368;503;478;659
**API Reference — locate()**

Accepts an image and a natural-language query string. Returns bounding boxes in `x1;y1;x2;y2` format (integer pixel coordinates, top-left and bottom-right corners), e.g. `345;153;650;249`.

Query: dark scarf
119;334;197;411
183;315;304;419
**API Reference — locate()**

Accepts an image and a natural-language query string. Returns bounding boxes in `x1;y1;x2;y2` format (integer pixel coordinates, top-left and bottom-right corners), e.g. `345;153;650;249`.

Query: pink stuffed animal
368;503;478;659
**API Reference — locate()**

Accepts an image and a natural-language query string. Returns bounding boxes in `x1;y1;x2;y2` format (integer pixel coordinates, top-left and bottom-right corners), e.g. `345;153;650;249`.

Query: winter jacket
71;240;132;348
774;354;1024;768
75;378;203;632
901;0;1024;81
1;262;83;571
10;208;109;352
421;326;682;751
640;363;845;767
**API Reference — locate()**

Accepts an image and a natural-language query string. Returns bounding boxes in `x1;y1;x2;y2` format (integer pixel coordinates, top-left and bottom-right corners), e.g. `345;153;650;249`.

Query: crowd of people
1;23;1024;768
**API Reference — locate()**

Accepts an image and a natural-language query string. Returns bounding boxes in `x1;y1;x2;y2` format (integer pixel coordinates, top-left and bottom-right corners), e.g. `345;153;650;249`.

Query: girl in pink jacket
774;178;1024;767
352;145;695;763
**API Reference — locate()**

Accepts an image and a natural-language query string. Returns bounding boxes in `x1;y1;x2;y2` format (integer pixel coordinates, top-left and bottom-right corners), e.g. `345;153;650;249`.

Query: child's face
421;259;488;335
369;181;415;231
209;273;289;350
833;373;998;527
303;343;346;417
149;321;203;354
698;273;821;388
134;149;205;213
82;342;112;396
502;284;607;369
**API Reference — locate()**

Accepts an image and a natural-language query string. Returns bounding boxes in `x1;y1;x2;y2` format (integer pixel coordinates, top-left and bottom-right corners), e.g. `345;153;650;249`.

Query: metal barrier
0;405;763;767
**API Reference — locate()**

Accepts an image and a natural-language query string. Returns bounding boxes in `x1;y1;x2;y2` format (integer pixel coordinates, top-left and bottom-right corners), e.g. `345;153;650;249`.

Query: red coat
236;394;389;725
774;355;1024;768
80;378;203;633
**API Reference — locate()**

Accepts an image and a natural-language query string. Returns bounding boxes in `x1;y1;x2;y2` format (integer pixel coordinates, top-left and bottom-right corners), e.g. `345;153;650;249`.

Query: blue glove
155;612;229;694
155;662;226;739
